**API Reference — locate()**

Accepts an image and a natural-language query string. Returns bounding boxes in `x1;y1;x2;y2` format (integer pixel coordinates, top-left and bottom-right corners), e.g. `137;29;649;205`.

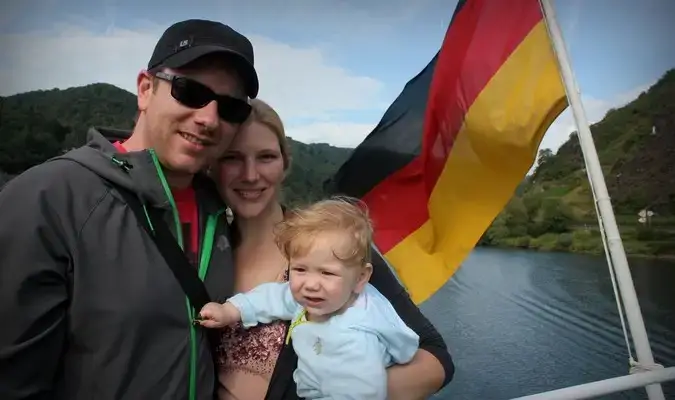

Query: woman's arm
386;347;447;400
368;247;455;399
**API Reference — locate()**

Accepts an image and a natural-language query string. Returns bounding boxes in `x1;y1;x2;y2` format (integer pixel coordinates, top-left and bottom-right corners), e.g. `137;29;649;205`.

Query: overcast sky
1;0;674;152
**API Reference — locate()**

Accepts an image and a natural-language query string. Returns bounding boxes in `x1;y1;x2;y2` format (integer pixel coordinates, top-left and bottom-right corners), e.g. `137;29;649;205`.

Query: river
421;247;675;400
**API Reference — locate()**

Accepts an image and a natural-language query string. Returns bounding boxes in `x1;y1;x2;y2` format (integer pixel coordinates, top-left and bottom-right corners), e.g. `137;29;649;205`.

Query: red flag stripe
364;0;545;253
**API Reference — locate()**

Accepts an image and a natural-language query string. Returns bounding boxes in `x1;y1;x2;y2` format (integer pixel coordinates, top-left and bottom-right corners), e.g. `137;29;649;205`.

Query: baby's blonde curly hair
275;196;373;267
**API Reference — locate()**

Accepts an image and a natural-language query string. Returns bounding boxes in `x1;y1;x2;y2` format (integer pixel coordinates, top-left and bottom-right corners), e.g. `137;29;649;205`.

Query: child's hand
197;302;241;328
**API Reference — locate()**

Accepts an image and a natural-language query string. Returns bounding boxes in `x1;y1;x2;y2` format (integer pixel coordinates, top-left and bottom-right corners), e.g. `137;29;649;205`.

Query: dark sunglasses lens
217;98;252;124
170;76;251;123
171;77;212;109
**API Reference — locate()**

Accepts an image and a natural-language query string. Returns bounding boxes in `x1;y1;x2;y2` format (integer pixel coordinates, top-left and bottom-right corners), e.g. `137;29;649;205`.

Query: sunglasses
153;71;252;124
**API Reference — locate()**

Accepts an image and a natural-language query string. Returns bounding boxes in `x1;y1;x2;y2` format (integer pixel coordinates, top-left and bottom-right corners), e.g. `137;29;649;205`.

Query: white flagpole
538;1;665;399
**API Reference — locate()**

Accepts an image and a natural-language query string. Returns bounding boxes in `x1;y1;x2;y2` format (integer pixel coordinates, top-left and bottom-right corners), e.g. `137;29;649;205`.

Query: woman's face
216;121;286;219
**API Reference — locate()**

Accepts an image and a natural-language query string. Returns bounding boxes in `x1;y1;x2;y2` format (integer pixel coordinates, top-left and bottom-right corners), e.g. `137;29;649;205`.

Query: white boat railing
511;367;675;400
507;2;674;399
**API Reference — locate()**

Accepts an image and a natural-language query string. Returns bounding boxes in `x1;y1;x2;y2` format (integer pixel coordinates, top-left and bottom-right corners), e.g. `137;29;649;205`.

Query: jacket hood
56;127;225;213
56;127;170;208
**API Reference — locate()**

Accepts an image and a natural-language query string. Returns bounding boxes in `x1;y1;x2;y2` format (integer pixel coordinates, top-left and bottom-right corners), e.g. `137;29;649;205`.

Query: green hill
0;83;353;205
481;68;675;258
2;71;673;259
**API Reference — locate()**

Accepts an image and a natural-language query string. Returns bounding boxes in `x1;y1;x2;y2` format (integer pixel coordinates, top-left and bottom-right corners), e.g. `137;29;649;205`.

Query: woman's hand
386;349;446;400
196;301;241;328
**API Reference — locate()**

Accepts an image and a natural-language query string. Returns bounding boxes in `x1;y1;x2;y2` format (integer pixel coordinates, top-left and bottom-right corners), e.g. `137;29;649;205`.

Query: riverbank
479;226;675;260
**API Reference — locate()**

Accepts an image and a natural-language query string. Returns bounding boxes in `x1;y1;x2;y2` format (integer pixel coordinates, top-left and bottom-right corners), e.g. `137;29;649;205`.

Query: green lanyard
285;309;308;345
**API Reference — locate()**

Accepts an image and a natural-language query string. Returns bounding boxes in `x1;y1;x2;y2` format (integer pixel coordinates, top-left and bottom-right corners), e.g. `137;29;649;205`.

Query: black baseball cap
147;19;259;98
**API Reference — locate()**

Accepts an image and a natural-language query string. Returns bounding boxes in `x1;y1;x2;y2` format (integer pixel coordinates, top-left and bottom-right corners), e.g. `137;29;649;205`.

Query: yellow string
285;309;308;345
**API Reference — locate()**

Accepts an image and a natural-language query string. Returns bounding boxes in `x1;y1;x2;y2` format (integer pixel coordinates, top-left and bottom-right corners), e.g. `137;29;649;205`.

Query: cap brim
159;45;259;98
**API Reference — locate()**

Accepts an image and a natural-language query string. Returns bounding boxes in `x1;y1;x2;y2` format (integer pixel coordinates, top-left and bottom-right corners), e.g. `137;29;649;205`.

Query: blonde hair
275;196;373;266
246;98;291;170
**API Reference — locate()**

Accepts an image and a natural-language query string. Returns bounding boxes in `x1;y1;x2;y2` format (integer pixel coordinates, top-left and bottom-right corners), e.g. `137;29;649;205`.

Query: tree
529;199;572;236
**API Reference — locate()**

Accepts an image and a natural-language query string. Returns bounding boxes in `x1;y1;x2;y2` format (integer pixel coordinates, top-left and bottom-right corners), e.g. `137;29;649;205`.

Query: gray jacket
0;128;235;400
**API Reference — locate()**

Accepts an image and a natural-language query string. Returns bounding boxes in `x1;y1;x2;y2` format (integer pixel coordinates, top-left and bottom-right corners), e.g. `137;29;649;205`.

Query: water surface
421;248;675;399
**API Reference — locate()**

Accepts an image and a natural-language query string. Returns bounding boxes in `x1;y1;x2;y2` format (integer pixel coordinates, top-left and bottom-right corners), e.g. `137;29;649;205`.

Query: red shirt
113;142;200;266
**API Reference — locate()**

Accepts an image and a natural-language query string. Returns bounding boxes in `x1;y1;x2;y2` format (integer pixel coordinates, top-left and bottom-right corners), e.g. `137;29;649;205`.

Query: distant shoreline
477;242;675;262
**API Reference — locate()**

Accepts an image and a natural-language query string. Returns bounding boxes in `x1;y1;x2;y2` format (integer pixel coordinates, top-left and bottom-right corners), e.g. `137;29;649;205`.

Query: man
0;19;257;399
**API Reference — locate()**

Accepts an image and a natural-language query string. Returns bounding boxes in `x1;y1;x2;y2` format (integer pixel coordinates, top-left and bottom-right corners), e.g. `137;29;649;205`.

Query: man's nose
193;100;219;131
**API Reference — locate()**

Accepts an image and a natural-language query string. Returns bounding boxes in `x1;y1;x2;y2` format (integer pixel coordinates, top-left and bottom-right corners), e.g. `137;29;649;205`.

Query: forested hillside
2;69;673;258
0;83;352;205
481;68;675;258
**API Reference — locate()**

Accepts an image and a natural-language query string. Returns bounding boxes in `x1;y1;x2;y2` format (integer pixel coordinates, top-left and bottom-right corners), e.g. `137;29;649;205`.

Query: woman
212;99;454;400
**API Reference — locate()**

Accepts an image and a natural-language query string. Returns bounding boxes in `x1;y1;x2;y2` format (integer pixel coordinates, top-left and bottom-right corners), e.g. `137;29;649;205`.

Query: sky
0;0;674;154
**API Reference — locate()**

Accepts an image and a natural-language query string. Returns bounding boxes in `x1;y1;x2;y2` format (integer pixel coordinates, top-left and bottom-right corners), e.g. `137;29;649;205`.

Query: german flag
325;0;568;304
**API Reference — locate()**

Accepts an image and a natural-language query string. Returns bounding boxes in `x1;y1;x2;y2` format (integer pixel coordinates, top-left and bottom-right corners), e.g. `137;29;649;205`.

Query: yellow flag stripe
385;21;568;304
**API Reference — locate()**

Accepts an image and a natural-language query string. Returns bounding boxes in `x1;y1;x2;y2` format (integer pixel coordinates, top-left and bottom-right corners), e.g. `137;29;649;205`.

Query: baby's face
288;231;369;321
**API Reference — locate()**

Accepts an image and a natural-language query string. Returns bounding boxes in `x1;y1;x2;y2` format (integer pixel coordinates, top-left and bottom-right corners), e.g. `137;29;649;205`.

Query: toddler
197;197;419;400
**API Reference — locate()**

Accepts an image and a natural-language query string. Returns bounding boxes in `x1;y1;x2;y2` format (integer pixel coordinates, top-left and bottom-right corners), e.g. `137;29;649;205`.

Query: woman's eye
259;153;278;162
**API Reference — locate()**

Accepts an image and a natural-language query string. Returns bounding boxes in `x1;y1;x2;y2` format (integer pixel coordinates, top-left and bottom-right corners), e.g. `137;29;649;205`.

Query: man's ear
137;70;154;112
354;262;373;294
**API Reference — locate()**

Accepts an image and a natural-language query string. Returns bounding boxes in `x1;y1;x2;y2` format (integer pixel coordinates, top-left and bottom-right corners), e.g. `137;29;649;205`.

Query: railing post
538;1;665;399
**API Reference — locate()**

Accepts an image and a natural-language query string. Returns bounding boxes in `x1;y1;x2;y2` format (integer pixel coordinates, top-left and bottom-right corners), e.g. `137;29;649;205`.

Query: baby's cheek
289;280;303;295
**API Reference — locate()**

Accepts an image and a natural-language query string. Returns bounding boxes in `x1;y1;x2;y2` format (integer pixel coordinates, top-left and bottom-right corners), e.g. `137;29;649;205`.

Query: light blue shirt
227;282;420;400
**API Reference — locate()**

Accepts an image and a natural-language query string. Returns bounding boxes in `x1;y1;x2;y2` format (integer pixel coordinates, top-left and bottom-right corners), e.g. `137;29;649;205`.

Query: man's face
136;59;245;175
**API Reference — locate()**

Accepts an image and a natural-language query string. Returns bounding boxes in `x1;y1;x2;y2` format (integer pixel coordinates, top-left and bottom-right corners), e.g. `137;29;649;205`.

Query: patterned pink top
216;270;289;400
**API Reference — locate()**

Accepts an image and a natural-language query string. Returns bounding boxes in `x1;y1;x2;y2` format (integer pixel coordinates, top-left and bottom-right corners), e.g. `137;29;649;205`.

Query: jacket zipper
149;149;221;400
